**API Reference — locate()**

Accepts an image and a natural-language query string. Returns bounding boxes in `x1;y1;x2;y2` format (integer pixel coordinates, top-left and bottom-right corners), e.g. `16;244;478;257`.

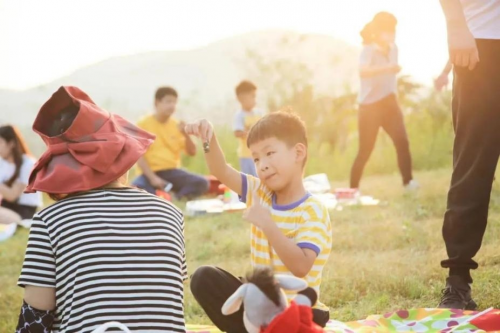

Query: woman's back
18;188;186;333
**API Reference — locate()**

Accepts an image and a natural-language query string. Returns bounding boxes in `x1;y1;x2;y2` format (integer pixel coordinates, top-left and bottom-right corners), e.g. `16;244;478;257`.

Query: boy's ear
294;143;307;164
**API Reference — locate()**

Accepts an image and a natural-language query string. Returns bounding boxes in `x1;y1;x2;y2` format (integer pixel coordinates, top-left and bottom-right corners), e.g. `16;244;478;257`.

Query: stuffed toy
221;267;324;333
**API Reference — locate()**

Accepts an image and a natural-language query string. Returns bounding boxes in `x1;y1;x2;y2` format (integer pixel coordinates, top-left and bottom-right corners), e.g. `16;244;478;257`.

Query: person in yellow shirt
132;87;208;199
185;112;333;331
233;81;263;177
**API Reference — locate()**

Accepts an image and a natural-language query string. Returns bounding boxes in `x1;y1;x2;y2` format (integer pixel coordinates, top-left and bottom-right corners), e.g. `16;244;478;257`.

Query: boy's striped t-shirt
17;188;187;333
241;174;332;309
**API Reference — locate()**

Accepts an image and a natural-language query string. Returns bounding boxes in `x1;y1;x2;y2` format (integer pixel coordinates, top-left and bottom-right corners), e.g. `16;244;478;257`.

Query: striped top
18;188;187;333
241;174;332;310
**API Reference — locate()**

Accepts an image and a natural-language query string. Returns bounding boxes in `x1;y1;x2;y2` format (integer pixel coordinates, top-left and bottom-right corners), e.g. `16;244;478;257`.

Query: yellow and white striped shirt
241;174;332;310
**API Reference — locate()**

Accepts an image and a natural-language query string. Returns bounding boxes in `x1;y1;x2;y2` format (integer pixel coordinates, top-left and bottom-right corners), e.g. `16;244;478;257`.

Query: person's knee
190;266;217;295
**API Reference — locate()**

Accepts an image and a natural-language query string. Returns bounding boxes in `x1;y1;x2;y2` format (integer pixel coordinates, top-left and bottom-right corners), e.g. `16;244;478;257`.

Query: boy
233;80;263;177
186;111;333;331
132;86;208;199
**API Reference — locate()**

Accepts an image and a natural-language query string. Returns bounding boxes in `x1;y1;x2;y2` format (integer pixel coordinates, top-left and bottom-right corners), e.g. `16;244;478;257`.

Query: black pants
350;94;413;188
190;266;330;333
441;39;500;283
0;200;37;220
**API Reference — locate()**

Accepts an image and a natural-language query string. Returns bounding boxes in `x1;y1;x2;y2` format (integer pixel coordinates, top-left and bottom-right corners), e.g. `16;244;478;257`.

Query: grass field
1;169;500;332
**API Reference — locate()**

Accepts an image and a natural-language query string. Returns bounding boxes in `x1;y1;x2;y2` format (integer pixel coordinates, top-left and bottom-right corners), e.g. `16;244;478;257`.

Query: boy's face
237;90;256;111
250;137;306;191
155;95;177;118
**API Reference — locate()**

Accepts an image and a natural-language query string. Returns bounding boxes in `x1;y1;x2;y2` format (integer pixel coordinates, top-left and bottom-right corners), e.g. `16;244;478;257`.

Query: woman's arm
16;287;56;333
0;181;25;202
360;64;401;78
24;285;56;310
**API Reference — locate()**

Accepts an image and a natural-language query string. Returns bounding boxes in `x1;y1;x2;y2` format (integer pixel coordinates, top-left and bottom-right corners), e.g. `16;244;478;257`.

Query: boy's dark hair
235;80;257;96
247;110;308;152
155;86;178;101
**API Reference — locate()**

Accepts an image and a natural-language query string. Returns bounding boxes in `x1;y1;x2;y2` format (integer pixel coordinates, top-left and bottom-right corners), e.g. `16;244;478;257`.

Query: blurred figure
132;86;208;199
233;80;263;177
438;0;500;310
350;12;418;192
434;61;453;91
0;125;42;226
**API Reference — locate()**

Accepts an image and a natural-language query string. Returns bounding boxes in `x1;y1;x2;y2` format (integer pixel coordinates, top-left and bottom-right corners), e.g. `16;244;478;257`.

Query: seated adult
0;125;42;226
16;86;187;332
132;87;208;199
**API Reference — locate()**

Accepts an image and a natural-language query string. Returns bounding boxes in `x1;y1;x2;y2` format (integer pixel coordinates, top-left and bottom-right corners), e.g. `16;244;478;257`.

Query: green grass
1;169;500;331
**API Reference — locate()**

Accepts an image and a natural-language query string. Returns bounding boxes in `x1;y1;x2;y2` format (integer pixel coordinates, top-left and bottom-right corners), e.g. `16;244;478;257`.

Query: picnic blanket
186;308;500;332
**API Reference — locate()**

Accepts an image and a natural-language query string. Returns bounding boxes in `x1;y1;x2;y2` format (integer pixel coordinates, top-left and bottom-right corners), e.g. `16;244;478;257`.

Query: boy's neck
154;113;170;123
273;175;307;206
242;107;253;112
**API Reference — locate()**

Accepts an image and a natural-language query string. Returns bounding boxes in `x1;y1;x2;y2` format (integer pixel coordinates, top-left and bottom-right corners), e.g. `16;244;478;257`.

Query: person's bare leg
0;207;21;225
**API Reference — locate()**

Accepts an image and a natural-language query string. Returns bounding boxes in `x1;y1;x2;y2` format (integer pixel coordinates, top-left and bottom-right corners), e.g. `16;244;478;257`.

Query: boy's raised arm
185;120;243;196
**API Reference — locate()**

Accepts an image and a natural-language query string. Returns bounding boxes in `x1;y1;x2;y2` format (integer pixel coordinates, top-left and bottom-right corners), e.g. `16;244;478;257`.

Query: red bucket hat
25;86;155;194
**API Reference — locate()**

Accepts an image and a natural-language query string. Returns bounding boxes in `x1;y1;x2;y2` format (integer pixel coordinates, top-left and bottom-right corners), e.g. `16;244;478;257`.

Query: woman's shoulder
37;188;183;221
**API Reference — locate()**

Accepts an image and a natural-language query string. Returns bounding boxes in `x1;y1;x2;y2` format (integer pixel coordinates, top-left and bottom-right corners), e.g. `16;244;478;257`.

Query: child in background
233;80;263;177
0;125;42;226
186;111;332;331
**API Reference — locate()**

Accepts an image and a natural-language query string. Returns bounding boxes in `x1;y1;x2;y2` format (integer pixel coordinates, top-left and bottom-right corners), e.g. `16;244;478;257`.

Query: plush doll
221;267;324;333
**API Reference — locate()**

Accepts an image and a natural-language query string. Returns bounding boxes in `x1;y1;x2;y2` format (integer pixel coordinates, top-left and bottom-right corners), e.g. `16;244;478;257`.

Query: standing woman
16;86;187;333
0;125;42;226
350;12;418;191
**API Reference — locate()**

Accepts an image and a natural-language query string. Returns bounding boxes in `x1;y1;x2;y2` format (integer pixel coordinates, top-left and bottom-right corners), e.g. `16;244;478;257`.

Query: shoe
404;180;419;191
438;276;478;310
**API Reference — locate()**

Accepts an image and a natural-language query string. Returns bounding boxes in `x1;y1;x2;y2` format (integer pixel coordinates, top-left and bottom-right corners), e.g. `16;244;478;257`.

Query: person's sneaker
438;276;478;310
404;180;420;191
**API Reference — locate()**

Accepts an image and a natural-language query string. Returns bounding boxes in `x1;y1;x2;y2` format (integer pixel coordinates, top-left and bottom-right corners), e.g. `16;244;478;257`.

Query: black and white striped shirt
18;188;187;333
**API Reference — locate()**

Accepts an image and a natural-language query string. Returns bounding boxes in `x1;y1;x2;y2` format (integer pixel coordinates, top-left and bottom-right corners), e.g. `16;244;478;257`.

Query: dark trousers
350;94;413;188
132;168;208;200
441;39;500;283
190;266;330;333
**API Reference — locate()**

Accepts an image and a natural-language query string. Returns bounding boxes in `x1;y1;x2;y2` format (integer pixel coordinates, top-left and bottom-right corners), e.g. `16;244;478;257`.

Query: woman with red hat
15;86;187;333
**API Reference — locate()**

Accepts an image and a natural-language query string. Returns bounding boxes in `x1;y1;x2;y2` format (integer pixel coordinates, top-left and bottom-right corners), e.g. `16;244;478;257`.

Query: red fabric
471;309;500;331
25;86;155;194
261;302;324;333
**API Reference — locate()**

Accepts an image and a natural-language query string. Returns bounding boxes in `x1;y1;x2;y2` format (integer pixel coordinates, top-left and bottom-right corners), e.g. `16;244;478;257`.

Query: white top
460;0;500;39
0;154;42;207
358;43;398;105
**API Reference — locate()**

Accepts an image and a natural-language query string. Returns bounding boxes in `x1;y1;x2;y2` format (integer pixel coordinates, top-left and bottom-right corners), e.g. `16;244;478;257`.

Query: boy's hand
447;25;479;70
178;121;187;134
243;193;273;230
184;119;214;143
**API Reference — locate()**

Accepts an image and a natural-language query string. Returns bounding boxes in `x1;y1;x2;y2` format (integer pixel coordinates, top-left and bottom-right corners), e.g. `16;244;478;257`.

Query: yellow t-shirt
137;115;186;172
242;174;333;310
233;110;263;158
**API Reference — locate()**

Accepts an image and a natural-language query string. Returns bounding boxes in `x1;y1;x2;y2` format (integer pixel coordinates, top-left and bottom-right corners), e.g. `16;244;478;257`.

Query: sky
0;0;449;90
